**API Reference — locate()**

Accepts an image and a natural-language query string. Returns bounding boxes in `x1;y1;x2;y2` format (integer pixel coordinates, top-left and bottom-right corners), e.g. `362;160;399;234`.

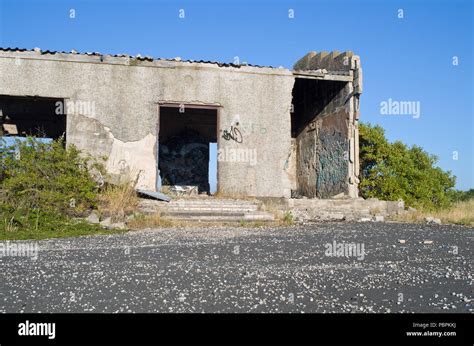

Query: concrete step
162;212;275;222
155;206;259;212
161;211;245;217
164;204;259;209
138;197;275;223
243;212;276;221
163;204;260;210
158;202;260;208
139;199;261;209
169;199;261;204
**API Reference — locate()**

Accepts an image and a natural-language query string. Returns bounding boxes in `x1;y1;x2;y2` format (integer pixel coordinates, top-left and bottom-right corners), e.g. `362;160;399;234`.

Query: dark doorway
291;78;345;138
158;105;218;194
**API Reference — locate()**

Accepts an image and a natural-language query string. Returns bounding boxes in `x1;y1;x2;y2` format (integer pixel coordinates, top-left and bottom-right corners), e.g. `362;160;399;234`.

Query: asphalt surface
0;222;472;313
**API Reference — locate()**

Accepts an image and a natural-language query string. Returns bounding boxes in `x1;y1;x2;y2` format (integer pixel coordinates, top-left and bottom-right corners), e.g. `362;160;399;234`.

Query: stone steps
160;212;275;223
138;197;399;224
138;198;275;223
155;206;259;212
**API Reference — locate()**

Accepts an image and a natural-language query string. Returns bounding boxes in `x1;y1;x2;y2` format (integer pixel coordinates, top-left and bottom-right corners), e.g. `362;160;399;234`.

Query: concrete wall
314;110;349;198
292;79;350;198
286;198;405;222
293;51;362;198
0;50;294;197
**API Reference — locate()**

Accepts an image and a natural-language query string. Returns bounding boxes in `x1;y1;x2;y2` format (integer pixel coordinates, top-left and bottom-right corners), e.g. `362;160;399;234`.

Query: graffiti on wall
221;125;243;143
158;130;210;193
220;120;268;143
316;129;348;198
239;121;267;135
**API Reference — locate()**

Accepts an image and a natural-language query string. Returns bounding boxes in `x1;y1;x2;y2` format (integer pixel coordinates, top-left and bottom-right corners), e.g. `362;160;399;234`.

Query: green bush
0;137;104;216
446;188;474;203
359;123;456;210
0;137;107;238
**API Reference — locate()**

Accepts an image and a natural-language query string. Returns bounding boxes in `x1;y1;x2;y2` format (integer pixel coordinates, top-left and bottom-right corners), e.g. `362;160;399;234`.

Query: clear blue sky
1;0;472;191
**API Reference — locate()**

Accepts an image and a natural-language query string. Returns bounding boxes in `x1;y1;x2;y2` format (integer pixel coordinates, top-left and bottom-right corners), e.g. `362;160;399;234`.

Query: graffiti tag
221;126;243;143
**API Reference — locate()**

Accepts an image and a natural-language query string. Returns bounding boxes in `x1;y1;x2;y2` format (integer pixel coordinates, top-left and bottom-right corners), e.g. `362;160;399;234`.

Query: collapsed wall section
292;79;349;198
292;51;363;198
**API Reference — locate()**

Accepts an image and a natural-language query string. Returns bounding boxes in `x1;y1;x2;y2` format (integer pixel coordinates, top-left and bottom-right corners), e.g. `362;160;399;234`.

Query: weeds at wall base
390;199;474;227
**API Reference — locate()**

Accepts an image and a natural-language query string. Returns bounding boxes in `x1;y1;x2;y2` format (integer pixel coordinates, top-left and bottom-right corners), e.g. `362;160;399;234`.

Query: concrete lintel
292;71;353;82
157;101;222;109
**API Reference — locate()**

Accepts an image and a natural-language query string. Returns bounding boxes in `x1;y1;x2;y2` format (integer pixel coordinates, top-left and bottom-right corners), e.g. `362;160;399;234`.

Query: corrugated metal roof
0;47;276;69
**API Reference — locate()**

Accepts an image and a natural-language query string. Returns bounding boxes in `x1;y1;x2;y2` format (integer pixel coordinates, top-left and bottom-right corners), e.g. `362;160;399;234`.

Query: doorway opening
291;78;347;198
158;105;218;195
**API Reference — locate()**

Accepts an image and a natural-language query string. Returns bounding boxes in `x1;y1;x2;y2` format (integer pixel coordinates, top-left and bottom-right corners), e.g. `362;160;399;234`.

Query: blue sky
0;0;472;191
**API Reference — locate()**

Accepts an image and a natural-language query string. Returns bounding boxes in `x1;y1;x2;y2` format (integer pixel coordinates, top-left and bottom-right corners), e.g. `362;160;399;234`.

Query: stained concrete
0;49;362;199
286;198;405;222
292;51;362;199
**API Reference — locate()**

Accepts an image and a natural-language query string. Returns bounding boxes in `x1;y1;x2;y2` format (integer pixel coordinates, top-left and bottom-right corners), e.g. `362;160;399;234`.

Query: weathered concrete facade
0;48;362;199
292;51;362;198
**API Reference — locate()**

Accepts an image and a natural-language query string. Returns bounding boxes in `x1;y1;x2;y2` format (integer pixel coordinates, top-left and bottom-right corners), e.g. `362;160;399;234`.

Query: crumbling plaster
0;51;295;196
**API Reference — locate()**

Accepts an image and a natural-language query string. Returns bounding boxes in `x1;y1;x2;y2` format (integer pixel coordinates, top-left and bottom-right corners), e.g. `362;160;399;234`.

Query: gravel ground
0;222;472;313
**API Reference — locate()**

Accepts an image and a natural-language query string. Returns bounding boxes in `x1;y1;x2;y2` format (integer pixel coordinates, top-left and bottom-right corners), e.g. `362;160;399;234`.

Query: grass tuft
97;180;139;222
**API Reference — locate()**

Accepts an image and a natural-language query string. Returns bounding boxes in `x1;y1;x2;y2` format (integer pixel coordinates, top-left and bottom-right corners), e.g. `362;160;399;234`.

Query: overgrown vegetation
359;123;457;210
1;126;472;239
359;123;473;225
0;137;104;213
394;199;474;226
0;137;115;239
446;188;474;203
98;178;140;222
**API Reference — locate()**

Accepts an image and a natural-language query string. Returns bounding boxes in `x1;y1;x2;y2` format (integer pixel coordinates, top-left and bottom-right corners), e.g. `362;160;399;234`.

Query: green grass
0;210;128;240
393;199;474;227
282;211;294;225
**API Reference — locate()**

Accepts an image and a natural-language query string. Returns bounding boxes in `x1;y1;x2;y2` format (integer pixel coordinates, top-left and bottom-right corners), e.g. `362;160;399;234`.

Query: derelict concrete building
0;48;362;199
